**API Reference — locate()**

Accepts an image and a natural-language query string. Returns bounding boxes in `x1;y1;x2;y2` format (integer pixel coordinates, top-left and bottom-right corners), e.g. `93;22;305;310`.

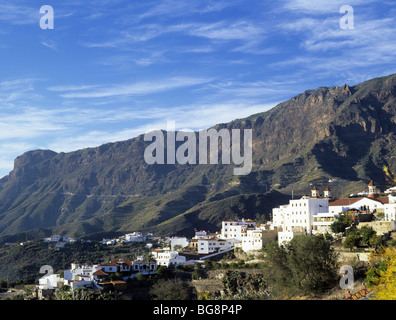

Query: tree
191;268;205;280
221;270;268;299
150;278;190;300
262;235;339;297
330;214;353;234
343;234;360;251
369;235;383;249
359;226;377;247
156;265;172;279
173;244;183;252
261;241;291;297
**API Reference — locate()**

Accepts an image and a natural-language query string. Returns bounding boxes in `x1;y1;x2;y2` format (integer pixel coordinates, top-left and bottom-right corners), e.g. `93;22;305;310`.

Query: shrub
262;235;339;297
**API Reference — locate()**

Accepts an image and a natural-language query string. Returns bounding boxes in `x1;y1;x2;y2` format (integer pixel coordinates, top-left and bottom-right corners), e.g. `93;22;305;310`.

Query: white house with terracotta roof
63;257;156;290
327;182;395;218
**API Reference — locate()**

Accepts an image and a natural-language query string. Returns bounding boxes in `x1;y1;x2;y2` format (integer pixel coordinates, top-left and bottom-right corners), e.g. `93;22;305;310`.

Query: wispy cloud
137;0;239;21
0;77;44;106
40;39;57;50
281;0;378;14
0;3;38;25
269;0;396;84
53;77;212;99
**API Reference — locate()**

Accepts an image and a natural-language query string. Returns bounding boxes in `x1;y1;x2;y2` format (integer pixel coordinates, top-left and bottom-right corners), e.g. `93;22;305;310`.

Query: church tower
323;187;331;199
368;181;377;198
311;186;320;198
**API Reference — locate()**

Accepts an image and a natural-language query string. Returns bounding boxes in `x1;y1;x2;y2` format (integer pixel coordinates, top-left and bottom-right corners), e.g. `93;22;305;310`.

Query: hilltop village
3;181;396;300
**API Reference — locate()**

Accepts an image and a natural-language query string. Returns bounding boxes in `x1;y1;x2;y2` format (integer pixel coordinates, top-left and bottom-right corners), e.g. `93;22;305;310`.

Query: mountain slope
1;74;396;242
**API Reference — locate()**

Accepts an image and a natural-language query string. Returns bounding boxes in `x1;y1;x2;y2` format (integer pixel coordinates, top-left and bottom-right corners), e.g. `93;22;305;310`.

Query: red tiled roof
99;261;118;266
374;196;389;204
329;196;389;206
329;198;361;206
93;269;109;276
122;259;133;266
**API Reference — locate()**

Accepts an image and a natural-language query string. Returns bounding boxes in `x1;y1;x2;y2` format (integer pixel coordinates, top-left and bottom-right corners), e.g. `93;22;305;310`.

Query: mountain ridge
1;73;396;242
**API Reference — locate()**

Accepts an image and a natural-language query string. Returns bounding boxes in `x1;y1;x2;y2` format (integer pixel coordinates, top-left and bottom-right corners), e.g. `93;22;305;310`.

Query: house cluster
171;218;278;257
43;235;76;248
35;245;191;298
102;232;153;245
33;180;396;298
272;181;396;245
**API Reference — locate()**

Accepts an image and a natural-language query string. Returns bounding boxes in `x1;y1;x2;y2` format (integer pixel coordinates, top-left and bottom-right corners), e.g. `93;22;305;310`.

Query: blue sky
0;0;395;177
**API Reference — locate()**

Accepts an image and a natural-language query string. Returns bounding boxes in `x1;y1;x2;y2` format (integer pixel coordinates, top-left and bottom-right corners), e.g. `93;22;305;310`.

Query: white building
151;248;186;267
241;228;278;252
131;256;157;274
38;273;64;290
328;182;396;221
124;232;146;242
193;230;210;239
385;196;396;221
312;212;340;235
221;218;256;241
63;262;99;287
44;235;61;243
272;188;330;244
273;187;337;244
273;182;396;244
170;237;189;250
63;237;76;243
197;238;234;255
385;186;396;194
102;238;116;245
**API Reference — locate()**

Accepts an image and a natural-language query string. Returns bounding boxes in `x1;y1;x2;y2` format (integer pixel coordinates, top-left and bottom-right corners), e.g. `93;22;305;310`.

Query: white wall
170;237;189;250
38;274;64;289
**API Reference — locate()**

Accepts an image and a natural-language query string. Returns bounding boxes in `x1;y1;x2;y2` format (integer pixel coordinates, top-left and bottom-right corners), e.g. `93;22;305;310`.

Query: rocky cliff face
1;74;396;241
